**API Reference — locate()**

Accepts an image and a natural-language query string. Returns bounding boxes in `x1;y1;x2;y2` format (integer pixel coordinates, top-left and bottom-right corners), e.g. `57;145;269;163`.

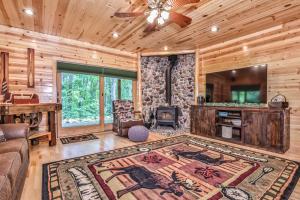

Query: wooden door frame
57;72;135;137
57;72;103;137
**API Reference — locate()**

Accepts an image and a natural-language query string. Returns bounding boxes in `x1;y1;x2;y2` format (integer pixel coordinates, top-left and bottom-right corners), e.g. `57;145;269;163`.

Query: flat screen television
205;65;267;104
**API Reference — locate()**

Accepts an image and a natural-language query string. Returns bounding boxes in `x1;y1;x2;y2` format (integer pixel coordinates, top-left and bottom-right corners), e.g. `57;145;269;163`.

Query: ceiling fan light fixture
161;10;170;20
147;15;155;23
148;0;158;9
163;4;172;11
150;9;159;18
157;17;165;25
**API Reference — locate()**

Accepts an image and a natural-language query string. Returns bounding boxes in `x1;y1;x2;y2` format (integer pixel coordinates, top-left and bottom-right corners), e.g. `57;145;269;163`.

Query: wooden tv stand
190;105;290;153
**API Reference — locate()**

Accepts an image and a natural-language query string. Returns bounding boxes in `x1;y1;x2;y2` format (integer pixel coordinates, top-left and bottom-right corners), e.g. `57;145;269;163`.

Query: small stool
128;125;149;142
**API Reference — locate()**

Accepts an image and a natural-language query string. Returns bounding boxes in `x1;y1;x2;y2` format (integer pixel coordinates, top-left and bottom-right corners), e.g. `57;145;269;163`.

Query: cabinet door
243;111;266;146
190;107;197;134
199;108;215;137
190;107;215;137
266;112;282;149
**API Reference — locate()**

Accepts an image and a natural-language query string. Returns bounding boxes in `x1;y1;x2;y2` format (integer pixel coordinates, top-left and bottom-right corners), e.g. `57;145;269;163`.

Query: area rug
43;135;300;200
60;134;98;144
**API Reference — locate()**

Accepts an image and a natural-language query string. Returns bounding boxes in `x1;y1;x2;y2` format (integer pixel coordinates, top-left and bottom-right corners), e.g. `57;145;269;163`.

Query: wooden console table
190;105;290;153
0;103;62;146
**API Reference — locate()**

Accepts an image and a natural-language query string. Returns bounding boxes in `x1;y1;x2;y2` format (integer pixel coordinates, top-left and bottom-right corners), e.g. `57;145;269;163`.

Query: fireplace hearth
141;54;195;129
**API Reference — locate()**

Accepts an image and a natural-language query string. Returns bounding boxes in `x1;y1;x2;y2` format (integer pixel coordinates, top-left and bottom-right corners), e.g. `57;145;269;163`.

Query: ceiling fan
114;0;200;32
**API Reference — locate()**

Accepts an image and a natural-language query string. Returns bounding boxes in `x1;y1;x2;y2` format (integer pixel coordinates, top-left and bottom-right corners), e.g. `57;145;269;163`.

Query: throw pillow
0;127;6;142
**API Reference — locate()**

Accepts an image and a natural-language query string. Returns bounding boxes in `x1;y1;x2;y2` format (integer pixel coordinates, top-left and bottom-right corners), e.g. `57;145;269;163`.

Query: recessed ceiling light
232;70;237;74
164;46;168;51
24;8;34;16
92;51;98;59
112;32;119;39
243;45;249;52
254;65;259;68
211;25;219;33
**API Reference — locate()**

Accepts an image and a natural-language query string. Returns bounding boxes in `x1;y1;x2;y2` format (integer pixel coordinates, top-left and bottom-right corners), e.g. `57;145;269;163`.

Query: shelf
28;131;51;140
216;123;242;128
217;115;241;119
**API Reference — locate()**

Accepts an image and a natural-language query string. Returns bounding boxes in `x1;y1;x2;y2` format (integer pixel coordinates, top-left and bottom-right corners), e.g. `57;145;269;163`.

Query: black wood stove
156;106;179;129
155;55;180;129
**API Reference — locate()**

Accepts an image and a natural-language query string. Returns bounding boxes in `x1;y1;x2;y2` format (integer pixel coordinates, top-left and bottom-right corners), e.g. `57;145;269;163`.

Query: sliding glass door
61;72;100;127
58;72;134;137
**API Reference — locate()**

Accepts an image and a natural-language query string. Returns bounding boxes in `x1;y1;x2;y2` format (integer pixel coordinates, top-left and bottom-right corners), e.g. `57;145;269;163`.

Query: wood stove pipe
165;55;178;105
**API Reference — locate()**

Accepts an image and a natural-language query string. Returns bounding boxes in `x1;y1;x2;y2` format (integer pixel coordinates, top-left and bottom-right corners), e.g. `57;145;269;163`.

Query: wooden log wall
197;19;300;158
0;25;137;131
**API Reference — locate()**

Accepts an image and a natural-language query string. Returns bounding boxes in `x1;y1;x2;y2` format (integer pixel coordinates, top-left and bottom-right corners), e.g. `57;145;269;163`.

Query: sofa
0;123;29;200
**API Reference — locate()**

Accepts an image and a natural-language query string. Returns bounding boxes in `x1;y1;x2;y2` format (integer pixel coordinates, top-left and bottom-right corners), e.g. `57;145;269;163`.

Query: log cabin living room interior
0;0;300;199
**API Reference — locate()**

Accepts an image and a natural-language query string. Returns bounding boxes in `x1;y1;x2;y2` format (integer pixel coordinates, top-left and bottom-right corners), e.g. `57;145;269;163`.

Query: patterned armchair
112;100;144;137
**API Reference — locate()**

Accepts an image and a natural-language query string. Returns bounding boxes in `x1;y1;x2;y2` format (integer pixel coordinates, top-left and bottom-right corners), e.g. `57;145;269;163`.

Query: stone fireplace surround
141;53;195;129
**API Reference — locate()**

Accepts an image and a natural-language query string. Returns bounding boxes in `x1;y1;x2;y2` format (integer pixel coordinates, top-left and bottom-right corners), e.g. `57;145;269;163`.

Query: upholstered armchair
112;100;144;137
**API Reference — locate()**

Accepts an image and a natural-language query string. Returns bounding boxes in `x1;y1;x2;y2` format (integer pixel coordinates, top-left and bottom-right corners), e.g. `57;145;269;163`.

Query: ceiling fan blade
169;12;192;28
165;0;201;10
114;12;144;18
143;23;157;32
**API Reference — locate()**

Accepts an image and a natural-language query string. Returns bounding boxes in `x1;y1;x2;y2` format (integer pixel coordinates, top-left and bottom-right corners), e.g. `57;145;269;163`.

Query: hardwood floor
21;132;300;200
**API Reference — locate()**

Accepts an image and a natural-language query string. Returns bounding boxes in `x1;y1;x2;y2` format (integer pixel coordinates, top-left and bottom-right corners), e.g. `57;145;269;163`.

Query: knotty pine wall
198;19;300;158
0;25;137;131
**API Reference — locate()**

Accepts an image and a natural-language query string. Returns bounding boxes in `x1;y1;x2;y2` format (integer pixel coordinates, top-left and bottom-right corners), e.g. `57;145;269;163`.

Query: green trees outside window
61;72;100;127
104;77;133;123
61;72;133;126
104;77;118;123
121;79;133;100
231;90;260;103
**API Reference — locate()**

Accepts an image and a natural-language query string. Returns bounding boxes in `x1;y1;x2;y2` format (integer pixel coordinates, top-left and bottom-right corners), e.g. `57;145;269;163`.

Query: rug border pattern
42;135;300;200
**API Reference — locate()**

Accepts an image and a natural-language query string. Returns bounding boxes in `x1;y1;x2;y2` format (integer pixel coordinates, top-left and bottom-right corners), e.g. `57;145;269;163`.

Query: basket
268;94;289;108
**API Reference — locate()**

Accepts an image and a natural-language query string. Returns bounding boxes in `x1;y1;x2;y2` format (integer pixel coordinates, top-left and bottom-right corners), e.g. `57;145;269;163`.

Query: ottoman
128;125;149;142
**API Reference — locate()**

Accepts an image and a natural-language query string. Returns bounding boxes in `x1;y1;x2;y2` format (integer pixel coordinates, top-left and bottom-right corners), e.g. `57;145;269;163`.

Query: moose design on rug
83;141;292;200
97;165;201;198
44;136;298;200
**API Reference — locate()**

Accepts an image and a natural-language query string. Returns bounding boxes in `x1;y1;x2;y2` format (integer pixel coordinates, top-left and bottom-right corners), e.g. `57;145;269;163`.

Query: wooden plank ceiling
0;0;299;53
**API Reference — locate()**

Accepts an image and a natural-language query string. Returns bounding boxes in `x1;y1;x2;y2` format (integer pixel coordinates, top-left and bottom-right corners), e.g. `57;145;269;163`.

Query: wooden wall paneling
0;52;9;95
137;52;142;111
197;19;300;158
27;48;35;88
0;25;137;135
132;80;138;110
0;25;137;104
194;49;199;103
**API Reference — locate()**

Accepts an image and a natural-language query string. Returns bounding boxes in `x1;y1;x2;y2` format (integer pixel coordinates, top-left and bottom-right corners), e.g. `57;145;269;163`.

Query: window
104;77;119;123
104;78;133;123
231;85;260;103
61;72;100;127
121;79;133;100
